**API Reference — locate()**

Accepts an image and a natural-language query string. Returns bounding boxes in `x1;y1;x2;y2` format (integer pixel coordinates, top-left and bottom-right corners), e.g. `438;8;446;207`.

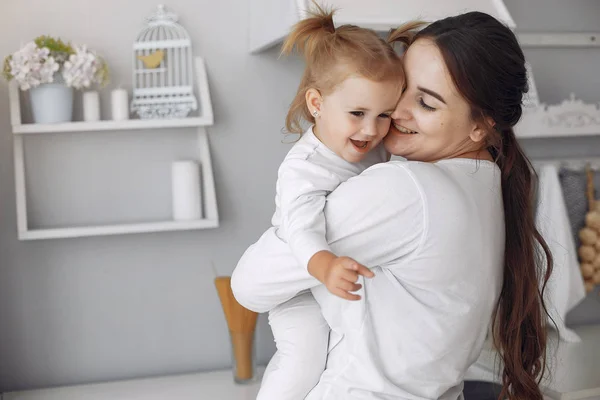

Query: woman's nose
392;96;412;121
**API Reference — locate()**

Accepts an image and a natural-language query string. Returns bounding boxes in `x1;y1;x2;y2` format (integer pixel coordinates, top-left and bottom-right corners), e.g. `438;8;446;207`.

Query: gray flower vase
29;73;73;123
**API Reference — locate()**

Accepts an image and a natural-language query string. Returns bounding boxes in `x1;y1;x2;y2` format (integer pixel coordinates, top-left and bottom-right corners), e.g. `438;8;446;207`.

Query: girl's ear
305;88;323;116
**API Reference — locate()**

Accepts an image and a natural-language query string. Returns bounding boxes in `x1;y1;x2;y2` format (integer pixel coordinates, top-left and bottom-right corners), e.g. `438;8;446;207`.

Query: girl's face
309;75;402;163
384;38;488;162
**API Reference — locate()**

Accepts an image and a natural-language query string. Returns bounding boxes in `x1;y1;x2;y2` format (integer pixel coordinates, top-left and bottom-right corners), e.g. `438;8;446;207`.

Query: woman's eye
350;111;364;117
419;98;436;112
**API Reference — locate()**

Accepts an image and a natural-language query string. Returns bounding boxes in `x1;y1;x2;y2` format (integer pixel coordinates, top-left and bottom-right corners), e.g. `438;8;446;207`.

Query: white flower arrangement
62;46;108;90
3;36;109;91
6;42;59;90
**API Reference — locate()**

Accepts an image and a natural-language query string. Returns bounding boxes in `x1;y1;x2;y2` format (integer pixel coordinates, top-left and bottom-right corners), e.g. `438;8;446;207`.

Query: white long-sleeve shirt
272;126;387;269
232;159;505;399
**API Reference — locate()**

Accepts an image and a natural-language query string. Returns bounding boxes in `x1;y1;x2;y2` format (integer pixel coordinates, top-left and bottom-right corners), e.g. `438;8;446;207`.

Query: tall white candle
111;88;129;121
171;161;202;221
83;91;100;121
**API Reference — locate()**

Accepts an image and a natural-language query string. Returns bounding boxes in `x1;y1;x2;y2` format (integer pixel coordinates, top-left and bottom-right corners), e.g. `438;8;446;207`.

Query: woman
232;11;552;400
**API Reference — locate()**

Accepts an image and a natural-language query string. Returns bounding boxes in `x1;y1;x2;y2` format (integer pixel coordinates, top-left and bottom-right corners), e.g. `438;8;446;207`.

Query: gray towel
558;168;596;249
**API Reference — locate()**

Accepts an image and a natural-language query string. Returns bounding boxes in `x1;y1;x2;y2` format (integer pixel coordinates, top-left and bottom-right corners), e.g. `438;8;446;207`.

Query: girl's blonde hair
282;3;407;134
387;20;428;51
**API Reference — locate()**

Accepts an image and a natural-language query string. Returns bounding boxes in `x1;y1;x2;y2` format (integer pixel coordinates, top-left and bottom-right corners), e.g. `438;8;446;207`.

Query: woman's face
384;38;488;161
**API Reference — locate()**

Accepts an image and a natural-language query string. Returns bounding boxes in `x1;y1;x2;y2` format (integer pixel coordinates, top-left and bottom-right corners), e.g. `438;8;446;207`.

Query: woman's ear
305;88;322;115
470;116;495;143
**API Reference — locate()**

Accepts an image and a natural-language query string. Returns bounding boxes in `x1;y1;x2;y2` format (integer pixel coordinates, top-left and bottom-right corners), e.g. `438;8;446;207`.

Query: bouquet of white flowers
3;36;109;91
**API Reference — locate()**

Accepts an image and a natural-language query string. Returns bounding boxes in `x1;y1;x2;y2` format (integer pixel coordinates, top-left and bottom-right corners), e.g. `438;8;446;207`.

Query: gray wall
503;0;600;326
0;0;598;392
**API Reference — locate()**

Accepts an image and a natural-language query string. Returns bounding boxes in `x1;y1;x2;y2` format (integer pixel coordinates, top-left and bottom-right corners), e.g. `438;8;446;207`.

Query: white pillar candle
111;88;129;121
83;90;100;121
171;161;202;221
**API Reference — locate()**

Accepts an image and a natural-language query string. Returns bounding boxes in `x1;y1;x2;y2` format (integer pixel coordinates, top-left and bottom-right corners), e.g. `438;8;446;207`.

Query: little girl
232;5;405;399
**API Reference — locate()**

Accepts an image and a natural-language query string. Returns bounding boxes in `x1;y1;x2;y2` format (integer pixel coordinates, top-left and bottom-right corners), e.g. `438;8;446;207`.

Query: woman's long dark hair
390;12;554;400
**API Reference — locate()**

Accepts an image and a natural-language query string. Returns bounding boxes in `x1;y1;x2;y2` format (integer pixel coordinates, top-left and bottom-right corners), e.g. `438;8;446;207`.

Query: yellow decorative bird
137;49;165;69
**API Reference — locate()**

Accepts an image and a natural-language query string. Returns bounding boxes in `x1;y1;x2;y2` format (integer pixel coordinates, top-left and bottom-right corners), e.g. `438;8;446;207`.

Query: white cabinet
248;0;515;53
8;57;220;240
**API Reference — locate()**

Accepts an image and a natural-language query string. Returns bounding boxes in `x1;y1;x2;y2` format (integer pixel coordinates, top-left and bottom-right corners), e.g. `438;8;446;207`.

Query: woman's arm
324;163;425;268
232;163;425;312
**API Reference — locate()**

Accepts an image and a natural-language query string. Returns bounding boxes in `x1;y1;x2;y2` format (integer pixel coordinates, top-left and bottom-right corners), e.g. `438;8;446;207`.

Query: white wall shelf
20;219;219;241
518;32;600;48
11;116;213;135
515;94;600;139
9;57;220;240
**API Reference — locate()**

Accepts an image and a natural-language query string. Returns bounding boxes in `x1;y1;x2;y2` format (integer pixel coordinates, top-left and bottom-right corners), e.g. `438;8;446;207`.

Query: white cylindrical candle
83;91;100;121
171;161;202;221
111;88;129;121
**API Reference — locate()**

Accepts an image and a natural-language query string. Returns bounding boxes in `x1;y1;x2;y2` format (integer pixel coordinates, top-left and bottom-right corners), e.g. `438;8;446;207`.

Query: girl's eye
419;98;436;112
350;111;364;117
378;113;391;118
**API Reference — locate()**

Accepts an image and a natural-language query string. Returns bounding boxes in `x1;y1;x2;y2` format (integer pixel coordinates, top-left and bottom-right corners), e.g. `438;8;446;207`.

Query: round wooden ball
585;211;600;231
582;263;595;278
579;245;597;262
580;227;599;245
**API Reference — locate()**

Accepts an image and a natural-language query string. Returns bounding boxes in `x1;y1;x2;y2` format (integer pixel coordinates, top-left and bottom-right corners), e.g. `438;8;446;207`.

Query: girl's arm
278;157;341;269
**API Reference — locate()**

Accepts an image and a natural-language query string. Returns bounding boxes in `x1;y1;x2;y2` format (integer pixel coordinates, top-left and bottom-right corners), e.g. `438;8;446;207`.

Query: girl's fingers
337;280;362;293
332;287;361;301
340;269;359;283
341;258;375;278
354;263;374;278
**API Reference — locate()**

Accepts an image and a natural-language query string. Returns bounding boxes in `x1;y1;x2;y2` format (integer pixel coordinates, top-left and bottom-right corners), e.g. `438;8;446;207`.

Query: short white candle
83;91;100;121
111;88;129;121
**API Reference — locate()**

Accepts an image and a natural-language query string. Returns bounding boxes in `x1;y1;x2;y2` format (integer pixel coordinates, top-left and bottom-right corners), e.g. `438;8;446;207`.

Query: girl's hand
308;251;374;300
324;256;374;300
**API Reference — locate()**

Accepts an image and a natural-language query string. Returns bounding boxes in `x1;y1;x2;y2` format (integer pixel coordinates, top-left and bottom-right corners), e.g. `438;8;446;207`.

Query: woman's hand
308;251;375;300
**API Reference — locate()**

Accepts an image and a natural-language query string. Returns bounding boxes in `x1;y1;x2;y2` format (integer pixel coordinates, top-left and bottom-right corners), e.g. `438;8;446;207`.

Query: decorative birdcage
131;5;198;119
